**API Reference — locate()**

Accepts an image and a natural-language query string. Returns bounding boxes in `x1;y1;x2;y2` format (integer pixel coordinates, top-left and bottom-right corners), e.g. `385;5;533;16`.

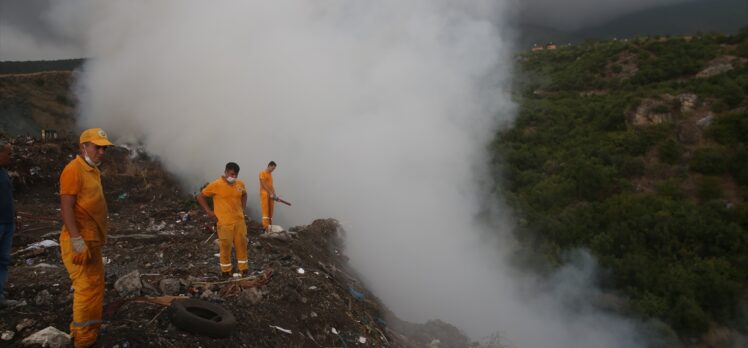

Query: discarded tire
170;299;236;338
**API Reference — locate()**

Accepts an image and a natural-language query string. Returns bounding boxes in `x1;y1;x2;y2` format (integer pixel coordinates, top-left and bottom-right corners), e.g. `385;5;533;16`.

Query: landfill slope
1;135;472;347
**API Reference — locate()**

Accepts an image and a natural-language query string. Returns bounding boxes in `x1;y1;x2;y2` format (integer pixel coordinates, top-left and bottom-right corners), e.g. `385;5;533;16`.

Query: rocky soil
1;135;473;348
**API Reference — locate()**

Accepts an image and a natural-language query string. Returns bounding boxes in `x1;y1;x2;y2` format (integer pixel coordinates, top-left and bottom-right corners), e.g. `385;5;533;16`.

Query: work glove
70;236;91;265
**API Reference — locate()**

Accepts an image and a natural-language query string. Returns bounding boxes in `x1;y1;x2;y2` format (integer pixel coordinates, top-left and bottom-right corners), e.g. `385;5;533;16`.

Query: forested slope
497;29;748;338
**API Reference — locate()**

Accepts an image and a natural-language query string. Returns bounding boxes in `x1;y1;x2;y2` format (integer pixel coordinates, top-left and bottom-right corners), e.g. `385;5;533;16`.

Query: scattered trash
177;211;190;223
261;227;292;241
297;268;305;275
310;311;318;318
114;270;143;297
269;325;292;335
34;290;53;306
213;253;220;257
118;193;128;200
359;336;367;344
200;289;218;301
308;286;317;290
23;240;59;250
32;263;58;269
237;287;264;306
331;327;339;335
147;221;166;232
20;326;70;348
1;330;13;341
349;287;365;300
29;166;41;176
103;256;112;264
159;278;181;296
170;299;236;338
232;273;241;278
16;318;36;332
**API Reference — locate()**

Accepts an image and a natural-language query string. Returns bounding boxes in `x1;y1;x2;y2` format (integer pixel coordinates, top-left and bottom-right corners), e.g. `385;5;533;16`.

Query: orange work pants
217;221;248;273
60;237;104;348
260;193;274;230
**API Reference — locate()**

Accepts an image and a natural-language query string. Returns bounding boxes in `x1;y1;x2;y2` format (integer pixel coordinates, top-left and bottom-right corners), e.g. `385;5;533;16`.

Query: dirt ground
0;135;473;347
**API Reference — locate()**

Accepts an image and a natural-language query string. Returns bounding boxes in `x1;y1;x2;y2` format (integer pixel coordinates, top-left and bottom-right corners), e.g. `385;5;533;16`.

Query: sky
0;0;705;61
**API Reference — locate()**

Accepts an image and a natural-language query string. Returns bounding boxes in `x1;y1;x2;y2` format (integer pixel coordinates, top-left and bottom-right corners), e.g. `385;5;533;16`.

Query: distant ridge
0;58;85;75
519;0;748;49
576;0;748;40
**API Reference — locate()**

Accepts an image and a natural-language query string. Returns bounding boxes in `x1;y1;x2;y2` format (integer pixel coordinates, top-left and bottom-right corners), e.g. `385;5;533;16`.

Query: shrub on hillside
659;139;683;164
691;148;729;174
697;176;723;201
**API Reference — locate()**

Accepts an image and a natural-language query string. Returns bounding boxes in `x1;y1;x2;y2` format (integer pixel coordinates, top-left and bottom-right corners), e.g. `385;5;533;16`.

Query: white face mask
225;176;236;184
83;150;100;167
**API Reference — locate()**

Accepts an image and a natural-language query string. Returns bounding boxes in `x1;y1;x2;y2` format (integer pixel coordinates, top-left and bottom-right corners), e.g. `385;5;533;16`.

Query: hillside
498;29;748;342
0;71;77;136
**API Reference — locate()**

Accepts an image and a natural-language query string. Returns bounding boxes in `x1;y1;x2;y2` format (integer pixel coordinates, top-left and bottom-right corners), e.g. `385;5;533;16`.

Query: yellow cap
79;128;114;146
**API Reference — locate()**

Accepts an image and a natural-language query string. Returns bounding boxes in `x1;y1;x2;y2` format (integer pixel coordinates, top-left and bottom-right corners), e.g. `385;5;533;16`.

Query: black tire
170;299;237;338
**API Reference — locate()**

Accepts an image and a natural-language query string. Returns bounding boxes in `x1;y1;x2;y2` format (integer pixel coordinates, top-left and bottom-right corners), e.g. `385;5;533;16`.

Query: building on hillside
531;44;544;52
546;42;557;50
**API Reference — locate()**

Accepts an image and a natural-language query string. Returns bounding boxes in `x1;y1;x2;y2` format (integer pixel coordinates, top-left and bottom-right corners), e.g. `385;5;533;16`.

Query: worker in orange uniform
259;161;277;231
59;128;114;348
197;162;249;277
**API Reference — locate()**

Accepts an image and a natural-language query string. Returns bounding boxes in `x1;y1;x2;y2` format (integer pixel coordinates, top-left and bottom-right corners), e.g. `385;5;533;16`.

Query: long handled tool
274;197;292;206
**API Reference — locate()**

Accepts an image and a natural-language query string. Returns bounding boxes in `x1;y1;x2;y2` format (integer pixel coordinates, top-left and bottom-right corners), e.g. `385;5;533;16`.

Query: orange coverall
59;156;108;348
259;170;274;230
201;178;248;273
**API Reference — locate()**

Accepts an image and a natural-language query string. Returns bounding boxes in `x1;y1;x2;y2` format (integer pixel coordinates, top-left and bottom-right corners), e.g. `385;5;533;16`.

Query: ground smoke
70;2;653;346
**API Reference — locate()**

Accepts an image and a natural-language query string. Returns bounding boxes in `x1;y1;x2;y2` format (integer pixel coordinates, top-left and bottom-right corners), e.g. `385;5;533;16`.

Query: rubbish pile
1;135;473;347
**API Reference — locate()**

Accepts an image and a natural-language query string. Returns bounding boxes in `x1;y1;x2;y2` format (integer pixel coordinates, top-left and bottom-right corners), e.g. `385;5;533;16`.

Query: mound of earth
0;135;475;347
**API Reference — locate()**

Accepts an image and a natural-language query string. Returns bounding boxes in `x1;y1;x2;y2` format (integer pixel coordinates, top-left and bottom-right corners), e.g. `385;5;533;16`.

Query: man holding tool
259;161;291;231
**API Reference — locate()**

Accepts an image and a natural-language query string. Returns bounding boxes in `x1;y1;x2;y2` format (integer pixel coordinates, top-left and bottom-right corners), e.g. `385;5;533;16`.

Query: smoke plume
65;1;656;346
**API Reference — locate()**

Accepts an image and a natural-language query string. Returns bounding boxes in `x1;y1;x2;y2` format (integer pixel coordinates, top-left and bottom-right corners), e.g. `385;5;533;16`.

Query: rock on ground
114;270;143;297
21;326;70;348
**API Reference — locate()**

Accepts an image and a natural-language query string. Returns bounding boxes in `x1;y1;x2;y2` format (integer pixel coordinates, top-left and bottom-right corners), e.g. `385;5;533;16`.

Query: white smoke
61;1;656;346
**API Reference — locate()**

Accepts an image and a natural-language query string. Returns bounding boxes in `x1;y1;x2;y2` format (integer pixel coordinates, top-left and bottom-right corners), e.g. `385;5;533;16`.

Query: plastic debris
177;211;190;223
269;325;292;334
23;240;59;251
331;327;339;335
359;336;367;344
32;263;58;269
16;318;36;331
349;287;365;300
1;330;14;341
297;268;305;275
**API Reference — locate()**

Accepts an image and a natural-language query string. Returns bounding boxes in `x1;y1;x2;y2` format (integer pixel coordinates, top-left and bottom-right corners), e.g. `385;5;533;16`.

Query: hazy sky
0;0;705;60
519;0;697;30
